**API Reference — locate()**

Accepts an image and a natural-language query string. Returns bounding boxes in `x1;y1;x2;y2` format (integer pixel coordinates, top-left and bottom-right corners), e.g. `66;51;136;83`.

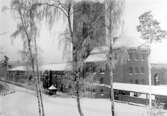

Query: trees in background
137;11;167;115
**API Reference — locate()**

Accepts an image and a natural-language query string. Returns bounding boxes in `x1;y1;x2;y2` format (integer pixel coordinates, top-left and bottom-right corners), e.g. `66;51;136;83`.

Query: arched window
154;73;160;85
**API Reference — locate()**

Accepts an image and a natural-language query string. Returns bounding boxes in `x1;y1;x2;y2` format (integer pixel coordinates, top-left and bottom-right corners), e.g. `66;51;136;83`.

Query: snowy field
0;83;167;116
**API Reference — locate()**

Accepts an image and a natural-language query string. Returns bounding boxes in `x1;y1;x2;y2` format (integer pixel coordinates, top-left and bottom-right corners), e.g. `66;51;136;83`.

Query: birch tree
10;0;45;116
105;0;125;115
28;1;107;116
137;11;167;115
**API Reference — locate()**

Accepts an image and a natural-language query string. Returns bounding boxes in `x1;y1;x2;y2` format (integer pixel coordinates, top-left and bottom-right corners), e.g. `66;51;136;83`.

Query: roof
113;83;167;96
90;46;108;54
93;82;167;96
8;66;28;71
40;63;72;71
8;63;72;71
48;85;57;90
85;53;106;62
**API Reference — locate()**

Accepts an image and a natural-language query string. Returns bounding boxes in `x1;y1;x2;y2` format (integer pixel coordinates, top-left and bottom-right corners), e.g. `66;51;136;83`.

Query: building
121;48;149;85
85;35;167;99
7;63;73;92
84;44;150;97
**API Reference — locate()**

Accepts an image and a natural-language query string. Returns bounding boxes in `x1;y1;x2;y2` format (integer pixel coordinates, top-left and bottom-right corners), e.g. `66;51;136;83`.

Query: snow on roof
113;83;167;96
93;82;167;96
8;66;27;71
40;63;72;71
8;63;72;71
85;53;106;62
73;0;104;3
87;82;167;96
48;85;57;90
90;46;108;54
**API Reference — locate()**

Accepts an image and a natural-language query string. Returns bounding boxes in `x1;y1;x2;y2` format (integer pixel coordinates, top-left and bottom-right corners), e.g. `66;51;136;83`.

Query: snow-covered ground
0;84;167;116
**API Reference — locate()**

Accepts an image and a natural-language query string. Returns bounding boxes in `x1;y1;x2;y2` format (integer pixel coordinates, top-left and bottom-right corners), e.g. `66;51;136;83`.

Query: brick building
121;48;149;85
84;34;150;97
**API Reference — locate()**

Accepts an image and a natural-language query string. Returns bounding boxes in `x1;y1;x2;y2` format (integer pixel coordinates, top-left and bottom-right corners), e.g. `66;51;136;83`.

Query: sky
0;0;167;64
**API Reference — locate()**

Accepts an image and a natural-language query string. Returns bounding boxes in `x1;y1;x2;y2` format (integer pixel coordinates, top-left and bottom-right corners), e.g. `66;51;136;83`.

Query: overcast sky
0;0;167;64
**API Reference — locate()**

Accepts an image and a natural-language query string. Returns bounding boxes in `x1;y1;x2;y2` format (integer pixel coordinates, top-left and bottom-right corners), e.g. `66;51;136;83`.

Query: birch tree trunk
18;6;45;116
67;2;84;115
105;0;115;115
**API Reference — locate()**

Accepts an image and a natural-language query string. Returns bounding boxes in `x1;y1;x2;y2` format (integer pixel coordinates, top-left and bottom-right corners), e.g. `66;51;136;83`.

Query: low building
7;63;73;92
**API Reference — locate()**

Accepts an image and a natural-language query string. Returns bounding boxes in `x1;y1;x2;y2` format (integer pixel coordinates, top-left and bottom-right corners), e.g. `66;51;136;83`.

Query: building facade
84;46;150;97
119;48;149;85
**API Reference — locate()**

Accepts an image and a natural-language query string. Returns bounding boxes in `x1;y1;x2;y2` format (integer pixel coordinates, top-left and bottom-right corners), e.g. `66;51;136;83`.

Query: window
128;53;133;60
100;88;104;93
141;67;145;73
99;68;104;73
100;78;104;84
135;53;139;60
141;54;145;60
135;79;139;84
128;67;133;74
92;88;96;92
88;64;93;72
135;67;139;74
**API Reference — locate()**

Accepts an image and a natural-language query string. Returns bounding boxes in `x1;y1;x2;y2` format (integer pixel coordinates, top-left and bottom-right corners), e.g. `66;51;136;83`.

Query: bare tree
10;0;45;116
